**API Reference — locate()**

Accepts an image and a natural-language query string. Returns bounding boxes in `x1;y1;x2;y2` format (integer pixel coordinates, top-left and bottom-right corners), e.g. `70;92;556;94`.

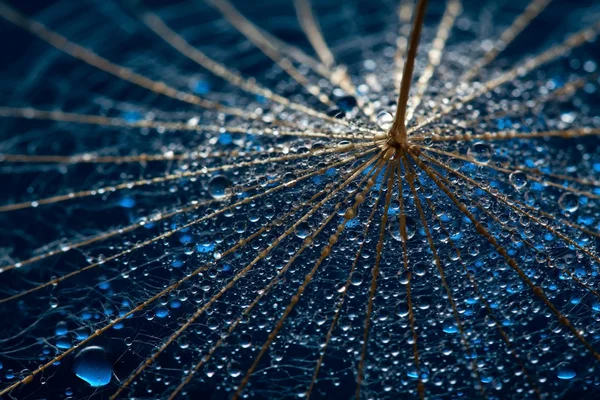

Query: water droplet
155;307;169;318
480;371;493;384
55;321;68;335
208;175;231;199
560;112;576;123
205;364;216;378
467;142;492;164
413;263;427;277
399;271;411;284
337;95;358;115
49;297;59;309
376;111;394;130
443;322;458;334
350;272;363;286
556;362;576;380
178;334;190;349
295;222;310;239
207;317;219;330
395;302;409;317
234;221;247;233
228;362;241;378
509;170;527;190
389;216;416;242
558;193;578;213
73;346;112;387
240;334;252;348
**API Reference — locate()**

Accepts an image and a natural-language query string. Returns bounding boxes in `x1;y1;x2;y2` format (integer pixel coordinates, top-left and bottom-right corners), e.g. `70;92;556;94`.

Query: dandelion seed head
0;0;599;399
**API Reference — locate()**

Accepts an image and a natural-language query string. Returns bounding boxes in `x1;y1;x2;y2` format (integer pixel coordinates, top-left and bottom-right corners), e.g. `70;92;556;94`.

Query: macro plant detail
0;0;599;399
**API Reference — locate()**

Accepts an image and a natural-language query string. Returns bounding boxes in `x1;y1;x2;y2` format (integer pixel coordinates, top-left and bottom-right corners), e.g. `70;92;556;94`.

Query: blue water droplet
443;322;458;334
73;346;112;387
196;242;215;254
55;321;68;335
406;369;418;379
56;336;71;350
118;197;135;208
193;80;211;94
155;307;169;318
180;234;193;245
208;175;231;199
556;362;576;380
219;133;233;145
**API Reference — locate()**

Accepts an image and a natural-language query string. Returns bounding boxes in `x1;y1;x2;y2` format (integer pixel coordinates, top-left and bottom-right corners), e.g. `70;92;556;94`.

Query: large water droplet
442;321;458;334
295;222;310;239
509;170;527;190
556;362;576;380
208;175;231;199
337;95;358;115
207;317;219;330
73;346;112;387
350;272;363;286
389;216;416;242
240;334;252;349
399;271;410;285
558;192;578;213
467;142;492;164
228;362;241;378
376;111;394;130
413;263;427;277
395;302;409;317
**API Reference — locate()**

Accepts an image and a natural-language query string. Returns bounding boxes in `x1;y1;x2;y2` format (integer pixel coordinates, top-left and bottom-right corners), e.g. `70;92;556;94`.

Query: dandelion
0;0;599;399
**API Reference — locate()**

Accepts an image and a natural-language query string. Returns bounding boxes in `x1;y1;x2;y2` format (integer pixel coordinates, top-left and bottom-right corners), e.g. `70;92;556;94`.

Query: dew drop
509;170;527;190
178;334;190;349
55;321;68;335
337;95;358;115
208;175;231;199
207;317;219;330
350;272;363;286
376;111;394;130
443;322;458;334
49;297;59;309
558;193;578;213
467;142;492;164
556;362;576;380
205;364;216;378
73;346;112;387
240;334;252;348
395;302;409;318
295;222;310;239
413;263;427;277
399;271;410;285
228;362;241;378
389;216;416;242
